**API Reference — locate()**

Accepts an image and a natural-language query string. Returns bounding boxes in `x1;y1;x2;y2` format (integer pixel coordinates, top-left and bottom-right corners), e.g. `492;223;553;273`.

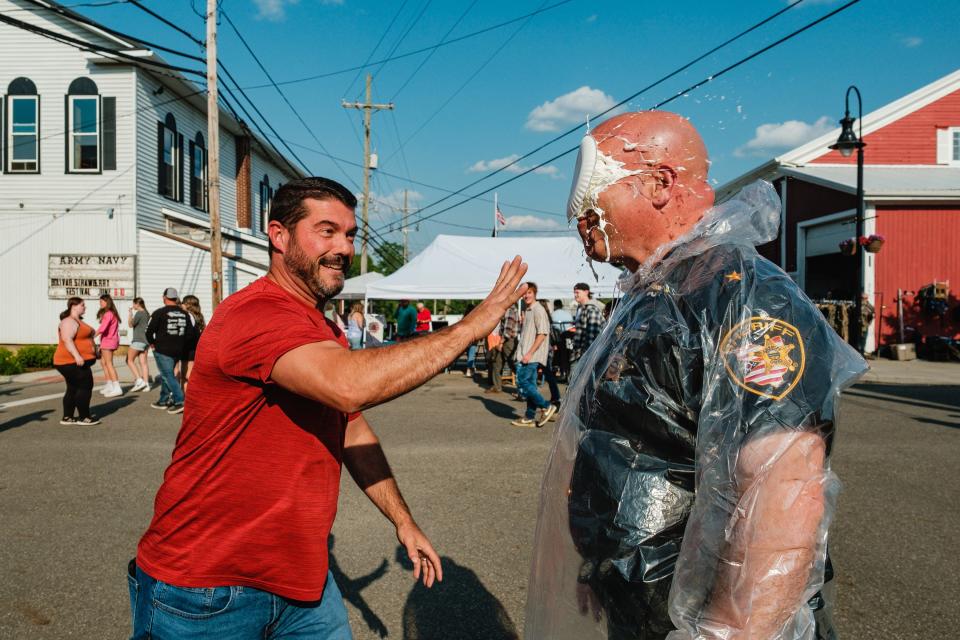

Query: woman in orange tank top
54;297;100;425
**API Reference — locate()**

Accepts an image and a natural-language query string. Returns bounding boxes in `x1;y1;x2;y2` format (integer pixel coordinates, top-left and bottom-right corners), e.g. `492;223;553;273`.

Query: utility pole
342;74;393;274
401;189;409;263
206;0;223;308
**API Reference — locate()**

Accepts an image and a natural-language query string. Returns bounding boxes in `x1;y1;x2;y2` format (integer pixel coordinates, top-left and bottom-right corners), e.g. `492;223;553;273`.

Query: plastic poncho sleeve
666;258;865;640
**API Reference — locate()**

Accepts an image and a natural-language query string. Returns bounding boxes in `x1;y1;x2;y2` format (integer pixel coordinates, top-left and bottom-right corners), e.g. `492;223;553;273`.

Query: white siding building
0;0;302;345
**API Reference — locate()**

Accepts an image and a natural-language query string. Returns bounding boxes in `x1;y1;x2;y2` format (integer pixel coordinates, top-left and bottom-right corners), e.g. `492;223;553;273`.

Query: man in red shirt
130;177;527;639
415;301;432;333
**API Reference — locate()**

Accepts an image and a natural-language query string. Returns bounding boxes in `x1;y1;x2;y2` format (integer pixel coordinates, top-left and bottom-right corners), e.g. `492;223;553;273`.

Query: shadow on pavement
0;408;55;433
396;546;519;640
914;417;960;430
849;383;960;411
329;535;390;638
468;395;518;420
91;396;138;419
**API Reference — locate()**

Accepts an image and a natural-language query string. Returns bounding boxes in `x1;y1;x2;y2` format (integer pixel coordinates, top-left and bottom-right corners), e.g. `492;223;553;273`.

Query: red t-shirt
137;277;357;601
416;308;432;332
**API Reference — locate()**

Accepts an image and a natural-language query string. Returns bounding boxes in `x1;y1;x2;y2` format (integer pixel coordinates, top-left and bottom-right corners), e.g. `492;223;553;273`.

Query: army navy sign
48;254;136;300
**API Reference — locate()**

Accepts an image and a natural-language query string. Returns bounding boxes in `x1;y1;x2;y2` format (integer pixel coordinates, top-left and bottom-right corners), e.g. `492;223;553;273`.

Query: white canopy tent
337;271;384;300
365;235;623;300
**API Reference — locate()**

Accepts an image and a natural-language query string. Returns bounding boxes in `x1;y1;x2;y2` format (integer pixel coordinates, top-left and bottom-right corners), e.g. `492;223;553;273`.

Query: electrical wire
381;0;813;223
380;0;544;170
365;0;433;95
127;0;205;48
378;0;862;234
343;0;410;99
243;0;575;89
220;10;360;190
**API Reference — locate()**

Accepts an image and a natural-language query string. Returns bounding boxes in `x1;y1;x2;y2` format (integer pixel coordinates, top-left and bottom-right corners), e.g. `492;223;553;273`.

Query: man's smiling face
284;197;357;301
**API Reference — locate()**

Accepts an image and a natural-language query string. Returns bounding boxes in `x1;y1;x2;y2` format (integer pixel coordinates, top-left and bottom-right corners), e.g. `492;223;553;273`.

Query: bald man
524;112;866;640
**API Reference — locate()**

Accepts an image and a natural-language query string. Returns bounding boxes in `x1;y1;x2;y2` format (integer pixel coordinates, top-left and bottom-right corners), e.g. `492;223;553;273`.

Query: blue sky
76;0;959;256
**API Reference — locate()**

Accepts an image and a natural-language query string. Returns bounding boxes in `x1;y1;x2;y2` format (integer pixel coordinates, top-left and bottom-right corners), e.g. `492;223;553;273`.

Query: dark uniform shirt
566;242;865;640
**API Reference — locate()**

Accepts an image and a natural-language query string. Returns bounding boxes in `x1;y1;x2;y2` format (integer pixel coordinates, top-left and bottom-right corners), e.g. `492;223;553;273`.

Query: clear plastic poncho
524;181;867;640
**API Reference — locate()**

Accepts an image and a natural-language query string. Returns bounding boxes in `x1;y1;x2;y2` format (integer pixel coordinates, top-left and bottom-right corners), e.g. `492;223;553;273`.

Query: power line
380;0;543;170
390;0;478;101
343;0;410;99
381;0;862;234
243;0;576;89
381;0;813;224
0;10;204;76
127;0;205;48
220;10;360;190
365;0;432;95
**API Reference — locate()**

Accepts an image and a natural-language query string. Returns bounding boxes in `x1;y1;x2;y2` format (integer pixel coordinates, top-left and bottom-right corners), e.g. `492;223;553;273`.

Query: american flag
496;205;506;226
738;336;789;387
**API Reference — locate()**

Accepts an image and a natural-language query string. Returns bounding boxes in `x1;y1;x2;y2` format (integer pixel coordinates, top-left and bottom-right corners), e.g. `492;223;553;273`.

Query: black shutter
188;140;196;208
102;97;116;170
156;121;165;195
177;133;184;202
64;95;70;174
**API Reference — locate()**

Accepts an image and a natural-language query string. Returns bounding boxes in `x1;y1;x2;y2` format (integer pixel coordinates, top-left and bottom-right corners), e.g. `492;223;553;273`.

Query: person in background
146;287;194;415
570;283;605;373
347;302;366;350
486;306;518;395
396;299;418;341
127;298;151;393
511;283;557;428
54;297;100;425
96;294;122;398
180;295;206;391
540;300;562;412
416;302;432;333
551;299;574;381
859;293;875;355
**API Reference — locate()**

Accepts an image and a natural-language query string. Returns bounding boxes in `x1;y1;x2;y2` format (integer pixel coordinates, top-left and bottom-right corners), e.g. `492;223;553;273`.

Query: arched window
6;77;39;173
157;112;182;200
259;175;273;234
189;132;207;211
67;77;100;172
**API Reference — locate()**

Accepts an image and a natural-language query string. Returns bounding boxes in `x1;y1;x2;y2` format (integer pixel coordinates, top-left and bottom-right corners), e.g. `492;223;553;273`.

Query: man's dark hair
553;299;564;309
574;282;591;292
268;177;357;256
525;282;538;295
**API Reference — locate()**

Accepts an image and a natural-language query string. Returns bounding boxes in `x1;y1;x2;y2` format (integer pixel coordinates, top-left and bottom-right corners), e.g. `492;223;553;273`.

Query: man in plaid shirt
571;283;605;367
486;306;520;394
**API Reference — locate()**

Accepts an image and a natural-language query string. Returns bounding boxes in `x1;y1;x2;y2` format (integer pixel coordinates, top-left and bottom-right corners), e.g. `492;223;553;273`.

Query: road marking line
0;386;115;410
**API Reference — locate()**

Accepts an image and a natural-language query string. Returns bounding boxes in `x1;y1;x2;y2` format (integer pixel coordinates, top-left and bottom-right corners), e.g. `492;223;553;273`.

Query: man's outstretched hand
464;256;528;341
397;520;443;588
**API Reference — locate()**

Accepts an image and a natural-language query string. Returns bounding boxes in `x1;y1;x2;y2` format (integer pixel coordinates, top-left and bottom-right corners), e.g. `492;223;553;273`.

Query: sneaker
98;385;109;395
536;404;558;427
130;379;145;392
60;416;77;425
140;382;152;393
103;385;123;398
77;416;101;425
464;369;474;377
151;401;172;410
511;417;536;428
167;404;184;414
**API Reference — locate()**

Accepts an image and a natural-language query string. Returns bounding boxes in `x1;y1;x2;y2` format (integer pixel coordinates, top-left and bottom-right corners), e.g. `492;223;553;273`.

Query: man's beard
284;235;347;302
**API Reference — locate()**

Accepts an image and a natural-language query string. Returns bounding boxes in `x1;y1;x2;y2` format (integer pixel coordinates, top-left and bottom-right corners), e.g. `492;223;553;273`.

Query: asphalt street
0;373;958;639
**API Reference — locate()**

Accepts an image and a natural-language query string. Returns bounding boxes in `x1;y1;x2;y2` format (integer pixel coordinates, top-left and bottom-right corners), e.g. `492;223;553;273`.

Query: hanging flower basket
863;234;885;253
839;239;857;256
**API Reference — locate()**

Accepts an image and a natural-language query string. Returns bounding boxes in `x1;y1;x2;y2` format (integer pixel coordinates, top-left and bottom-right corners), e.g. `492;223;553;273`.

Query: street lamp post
829;86;866;354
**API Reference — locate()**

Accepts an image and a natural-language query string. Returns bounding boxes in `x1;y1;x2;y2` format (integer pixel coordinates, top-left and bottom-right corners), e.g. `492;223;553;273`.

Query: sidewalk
0;359;159;385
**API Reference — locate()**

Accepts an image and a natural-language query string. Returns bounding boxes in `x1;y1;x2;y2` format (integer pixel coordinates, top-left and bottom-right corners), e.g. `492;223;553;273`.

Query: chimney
235;135;252;230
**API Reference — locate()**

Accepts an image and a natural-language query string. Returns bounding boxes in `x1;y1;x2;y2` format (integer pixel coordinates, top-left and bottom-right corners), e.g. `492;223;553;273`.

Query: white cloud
525;86;621;132
586;14;597;23
502;215;563;230
254;0;341;22
901;36;923;48
734;116;834;157
468;154;561;178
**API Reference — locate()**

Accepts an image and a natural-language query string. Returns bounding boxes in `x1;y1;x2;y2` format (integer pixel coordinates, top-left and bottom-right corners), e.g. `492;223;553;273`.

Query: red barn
719;69;960;355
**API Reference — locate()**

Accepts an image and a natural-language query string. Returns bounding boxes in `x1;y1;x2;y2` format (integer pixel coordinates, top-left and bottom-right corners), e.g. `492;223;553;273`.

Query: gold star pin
725;271;742;282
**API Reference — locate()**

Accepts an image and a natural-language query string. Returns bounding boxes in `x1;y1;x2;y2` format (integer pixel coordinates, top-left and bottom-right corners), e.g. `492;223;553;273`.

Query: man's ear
268;220;287;255
651;166;677;210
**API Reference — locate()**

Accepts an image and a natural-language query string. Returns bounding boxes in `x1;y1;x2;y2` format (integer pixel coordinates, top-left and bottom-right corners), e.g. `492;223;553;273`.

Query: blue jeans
466;344;478;370
516;362;549;419
154;352;184;405
128;562;351;639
